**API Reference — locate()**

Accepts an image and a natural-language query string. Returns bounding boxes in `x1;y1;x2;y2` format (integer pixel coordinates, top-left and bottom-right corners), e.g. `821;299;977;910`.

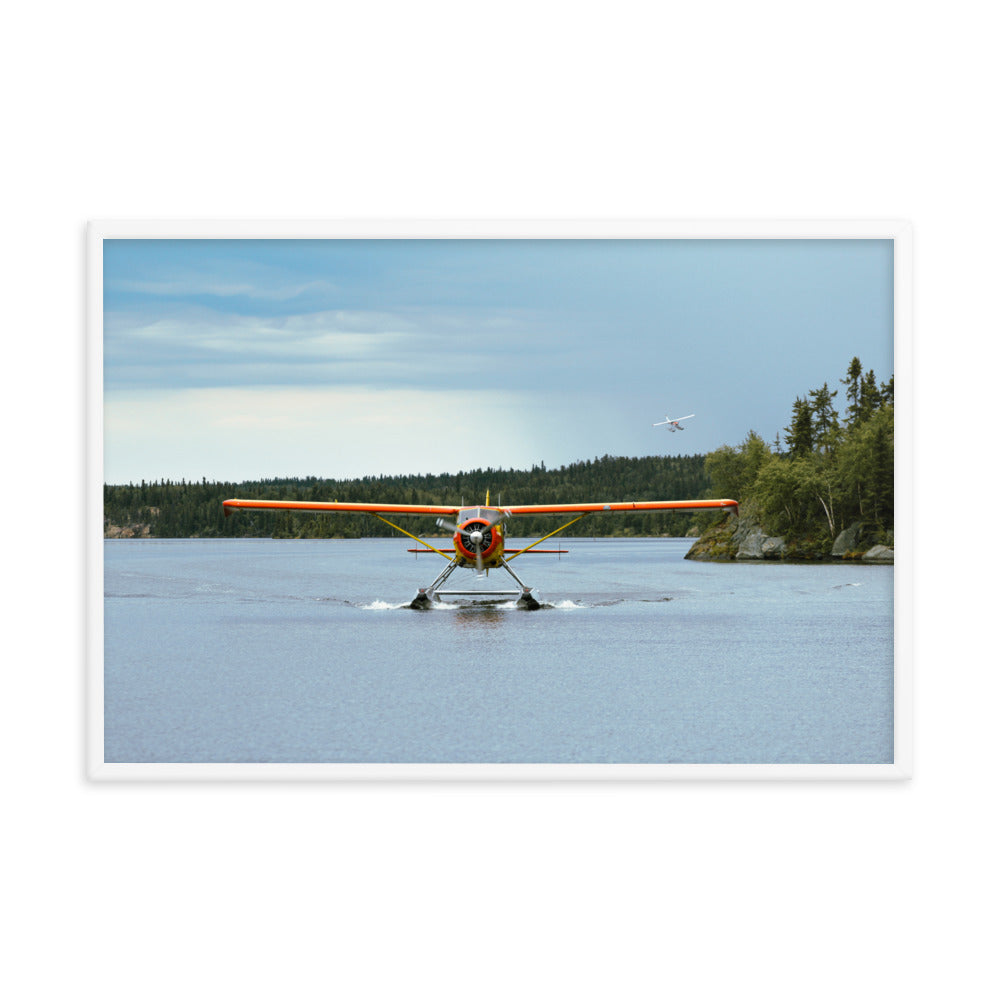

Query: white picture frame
88;219;911;781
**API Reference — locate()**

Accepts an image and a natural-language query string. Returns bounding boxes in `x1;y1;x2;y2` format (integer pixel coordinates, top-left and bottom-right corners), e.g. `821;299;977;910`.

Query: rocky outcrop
862;545;894;563
685;515;739;560
734;522;786;560
686;514;784;560
831;521;864;557
831;522;894;562
687;514;894;563
104;522;152;538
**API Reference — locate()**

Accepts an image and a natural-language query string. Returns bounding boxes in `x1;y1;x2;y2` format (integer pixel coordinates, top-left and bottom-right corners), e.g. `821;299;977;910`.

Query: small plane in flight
653;413;695;432
223;491;737;609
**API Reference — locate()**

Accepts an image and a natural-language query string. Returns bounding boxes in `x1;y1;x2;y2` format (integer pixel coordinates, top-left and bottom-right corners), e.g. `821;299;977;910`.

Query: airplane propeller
436;512;509;574
470;529;486;574
436;519;489;570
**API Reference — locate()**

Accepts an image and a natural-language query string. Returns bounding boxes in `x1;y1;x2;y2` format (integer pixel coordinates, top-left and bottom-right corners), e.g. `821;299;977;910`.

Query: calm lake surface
103;538;893;764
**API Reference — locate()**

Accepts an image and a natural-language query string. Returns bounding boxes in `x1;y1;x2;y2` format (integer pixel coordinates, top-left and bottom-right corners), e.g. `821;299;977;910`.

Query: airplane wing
223;499;461;517
675;414;695;422
502;499;737;515
223;497;738;517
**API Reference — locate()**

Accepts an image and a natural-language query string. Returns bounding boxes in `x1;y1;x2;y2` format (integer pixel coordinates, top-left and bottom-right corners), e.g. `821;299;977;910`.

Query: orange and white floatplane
222;492;738;610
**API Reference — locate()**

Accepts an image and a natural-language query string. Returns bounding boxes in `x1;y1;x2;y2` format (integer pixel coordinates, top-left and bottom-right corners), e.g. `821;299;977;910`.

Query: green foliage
703;357;894;549
841;356;863;424
784;397;815;457
704;430;772;501
753;457;812;534
807;382;840;453
835;404;894;531
859;369;882;423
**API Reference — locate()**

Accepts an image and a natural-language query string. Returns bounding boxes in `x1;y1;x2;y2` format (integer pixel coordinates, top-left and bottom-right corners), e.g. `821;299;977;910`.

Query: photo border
87;219;912;781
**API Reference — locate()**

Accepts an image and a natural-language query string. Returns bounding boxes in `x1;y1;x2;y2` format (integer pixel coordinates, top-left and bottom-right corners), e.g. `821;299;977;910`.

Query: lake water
103;537;894;764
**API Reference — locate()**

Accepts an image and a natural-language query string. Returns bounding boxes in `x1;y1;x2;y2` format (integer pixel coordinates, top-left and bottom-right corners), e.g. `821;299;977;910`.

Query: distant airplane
653;413;695;432
223;490;737;609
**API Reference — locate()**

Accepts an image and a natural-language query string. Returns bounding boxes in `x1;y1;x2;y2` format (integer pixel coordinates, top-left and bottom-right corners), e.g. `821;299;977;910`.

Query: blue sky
103;238;894;484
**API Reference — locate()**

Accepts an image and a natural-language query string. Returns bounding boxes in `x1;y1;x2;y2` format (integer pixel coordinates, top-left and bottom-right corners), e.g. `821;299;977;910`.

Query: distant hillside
104;454;712;539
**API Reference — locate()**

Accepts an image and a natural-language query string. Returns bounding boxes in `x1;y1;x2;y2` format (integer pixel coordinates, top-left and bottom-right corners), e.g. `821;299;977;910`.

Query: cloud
103;303;561;392
103;385;549;483
107;277;341;302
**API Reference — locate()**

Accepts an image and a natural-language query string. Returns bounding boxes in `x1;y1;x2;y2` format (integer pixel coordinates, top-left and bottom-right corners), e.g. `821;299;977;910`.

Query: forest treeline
104;454;712;539
694;356;894;556
105;357;893;550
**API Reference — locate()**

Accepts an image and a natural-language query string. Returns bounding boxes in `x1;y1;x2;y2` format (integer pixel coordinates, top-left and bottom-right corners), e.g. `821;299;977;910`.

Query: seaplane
223;492;738;609
653;413;695;431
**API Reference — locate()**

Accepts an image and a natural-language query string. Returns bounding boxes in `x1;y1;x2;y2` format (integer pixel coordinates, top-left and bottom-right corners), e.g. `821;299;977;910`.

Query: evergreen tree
784;397;815;457
807;382;840;453
834;404;893;531
859;369;881;423
841;357;863;425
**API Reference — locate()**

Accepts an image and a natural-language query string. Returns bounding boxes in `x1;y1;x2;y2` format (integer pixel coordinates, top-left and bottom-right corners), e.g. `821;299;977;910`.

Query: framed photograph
88;220;911;780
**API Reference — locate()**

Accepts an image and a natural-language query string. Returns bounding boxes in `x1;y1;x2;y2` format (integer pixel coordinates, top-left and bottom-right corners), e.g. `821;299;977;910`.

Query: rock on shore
861;544;894;563
686;515;893;563
104;522;152;538
685;515;742;561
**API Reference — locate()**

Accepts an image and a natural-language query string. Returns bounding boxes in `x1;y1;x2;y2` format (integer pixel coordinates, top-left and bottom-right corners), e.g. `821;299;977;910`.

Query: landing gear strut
409;556;541;610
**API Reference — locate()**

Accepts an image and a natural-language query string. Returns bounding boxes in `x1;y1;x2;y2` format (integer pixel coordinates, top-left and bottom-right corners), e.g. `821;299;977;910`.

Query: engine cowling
452;517;504;565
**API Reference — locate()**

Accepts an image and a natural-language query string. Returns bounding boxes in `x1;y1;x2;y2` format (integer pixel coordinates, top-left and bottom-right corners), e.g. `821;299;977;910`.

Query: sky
102;237;894;485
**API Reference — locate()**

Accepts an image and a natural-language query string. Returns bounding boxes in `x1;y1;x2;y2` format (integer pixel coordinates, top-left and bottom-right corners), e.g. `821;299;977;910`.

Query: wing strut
367;512;454;560
504;512;591;562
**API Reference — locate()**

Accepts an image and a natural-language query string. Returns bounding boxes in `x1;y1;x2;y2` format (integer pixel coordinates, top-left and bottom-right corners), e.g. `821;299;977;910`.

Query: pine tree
807;382;840;453
784;397;815;457
859;369;881;423
841;357;863;425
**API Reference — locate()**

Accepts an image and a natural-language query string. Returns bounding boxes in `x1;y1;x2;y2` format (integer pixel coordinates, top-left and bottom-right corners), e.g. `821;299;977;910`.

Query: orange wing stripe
224;498;737;517
223;499;460;516
504;500;738;515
